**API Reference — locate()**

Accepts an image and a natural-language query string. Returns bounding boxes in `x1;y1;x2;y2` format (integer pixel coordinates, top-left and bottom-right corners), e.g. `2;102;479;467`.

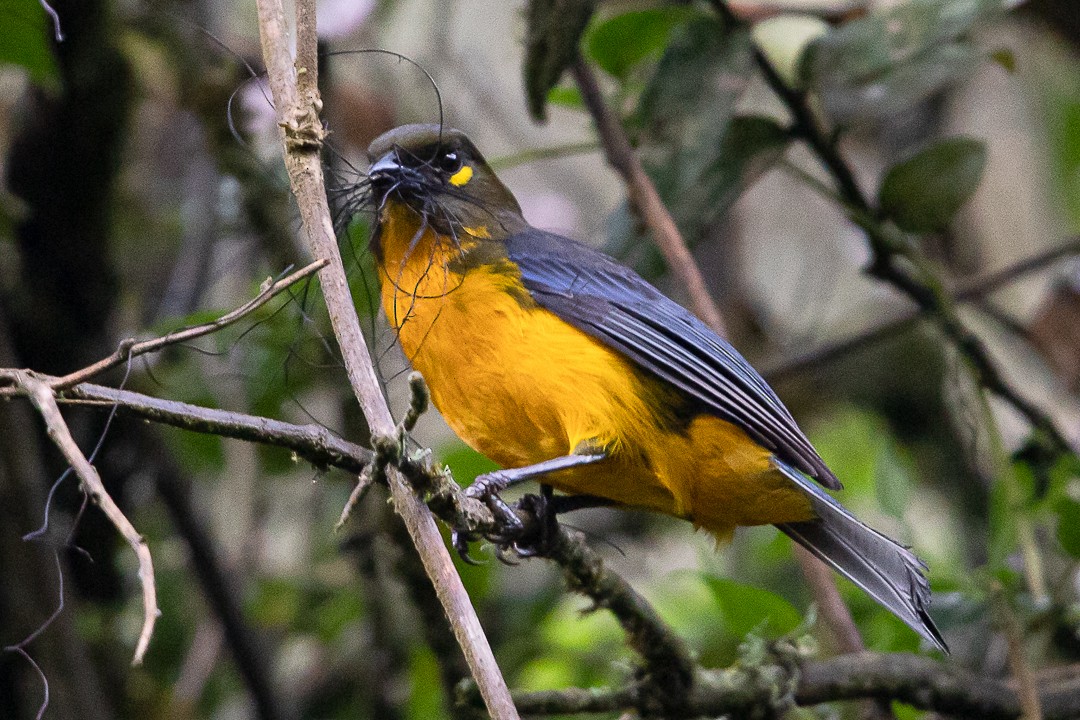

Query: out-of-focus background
1;0;1079;718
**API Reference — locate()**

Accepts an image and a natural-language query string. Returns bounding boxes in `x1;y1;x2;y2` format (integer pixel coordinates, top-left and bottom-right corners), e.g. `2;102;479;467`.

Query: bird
362;123;946;652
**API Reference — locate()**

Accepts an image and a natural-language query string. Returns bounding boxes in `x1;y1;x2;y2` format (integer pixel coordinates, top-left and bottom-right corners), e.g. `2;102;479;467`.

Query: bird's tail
772;458;948;653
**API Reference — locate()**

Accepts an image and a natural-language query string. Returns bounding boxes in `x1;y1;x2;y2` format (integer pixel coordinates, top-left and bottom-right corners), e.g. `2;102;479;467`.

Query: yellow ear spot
449;165;473;186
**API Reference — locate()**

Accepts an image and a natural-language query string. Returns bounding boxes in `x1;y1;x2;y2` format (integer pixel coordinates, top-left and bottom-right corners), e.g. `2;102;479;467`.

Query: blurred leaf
314;590;364;642
546;85;584;110
1056;496;1080;558
751;14;829;89
523;0;597;121
0;0;58;87
805;0;1006;126
586;6;696;80
808;406;886;504
689;115;790;227
1047;96;1080;230
518;594;626;691
703;576;802;637
988;452;1037;570
638;15;751;137
249;577;303;627
406;647;447;720
879;137;987;233
1050;453;1080;557
891;700;925;720
875;440;915;521
990;47;1016;73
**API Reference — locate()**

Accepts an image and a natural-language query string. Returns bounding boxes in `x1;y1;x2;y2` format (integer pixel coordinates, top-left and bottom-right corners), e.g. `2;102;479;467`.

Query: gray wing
505;227;839;489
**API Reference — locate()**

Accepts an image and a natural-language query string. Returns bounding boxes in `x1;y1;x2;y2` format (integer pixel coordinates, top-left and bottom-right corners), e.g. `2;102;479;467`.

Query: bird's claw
451;528;483;565
453;472;555;563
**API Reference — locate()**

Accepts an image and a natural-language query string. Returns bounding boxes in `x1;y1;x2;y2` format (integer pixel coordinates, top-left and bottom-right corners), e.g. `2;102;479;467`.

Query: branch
251;1;519;717
496;652;1080;719
4;370;158;665
61;382;371;473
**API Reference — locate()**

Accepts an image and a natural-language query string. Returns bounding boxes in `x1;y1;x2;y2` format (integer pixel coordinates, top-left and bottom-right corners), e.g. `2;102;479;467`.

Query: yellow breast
374;201;814;535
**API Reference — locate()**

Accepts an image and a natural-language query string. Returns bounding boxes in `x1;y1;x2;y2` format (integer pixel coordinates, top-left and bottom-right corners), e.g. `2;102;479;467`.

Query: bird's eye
440;152;461;174
441;151;474;187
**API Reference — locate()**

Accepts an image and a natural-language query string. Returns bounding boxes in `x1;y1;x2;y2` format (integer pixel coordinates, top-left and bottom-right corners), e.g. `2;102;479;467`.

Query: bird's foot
451;475;559;564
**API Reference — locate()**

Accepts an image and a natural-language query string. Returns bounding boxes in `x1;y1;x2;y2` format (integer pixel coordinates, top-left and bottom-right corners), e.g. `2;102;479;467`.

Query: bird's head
366;124;526;241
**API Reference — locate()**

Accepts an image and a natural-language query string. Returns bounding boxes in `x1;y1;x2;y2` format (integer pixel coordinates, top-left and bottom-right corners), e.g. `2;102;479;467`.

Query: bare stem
252;0;518;717
6;370;158;665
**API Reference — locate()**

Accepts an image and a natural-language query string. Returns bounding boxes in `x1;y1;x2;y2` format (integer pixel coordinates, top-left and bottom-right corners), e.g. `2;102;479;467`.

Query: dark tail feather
772;458;948;653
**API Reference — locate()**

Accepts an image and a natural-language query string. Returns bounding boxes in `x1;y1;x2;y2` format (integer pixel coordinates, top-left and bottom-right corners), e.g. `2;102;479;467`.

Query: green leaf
805;0;1005;125
523;0;597;121
406;647;447;720
0;0;58;86
638;16;751;136
990;47;1016;73
875;440;915;521
586;6;696;80
690;115;789;226
1046;92;1080;230
703;576;803;638
248;577;303;627
546;85;584;110
1056;496;1080;558
879;137;987;233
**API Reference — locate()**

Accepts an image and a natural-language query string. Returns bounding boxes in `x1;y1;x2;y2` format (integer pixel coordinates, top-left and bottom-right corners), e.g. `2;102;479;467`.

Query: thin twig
6;370;158;665
0;260;327;397
251;1;519;717
488;141;600;172
3;551;64;720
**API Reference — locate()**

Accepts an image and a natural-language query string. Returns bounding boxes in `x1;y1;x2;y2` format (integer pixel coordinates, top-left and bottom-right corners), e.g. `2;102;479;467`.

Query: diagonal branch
252;1;519;717
5;370;158;666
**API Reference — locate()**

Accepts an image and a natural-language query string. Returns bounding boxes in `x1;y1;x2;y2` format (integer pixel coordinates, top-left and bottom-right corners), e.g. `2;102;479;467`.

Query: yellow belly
375;204;814;535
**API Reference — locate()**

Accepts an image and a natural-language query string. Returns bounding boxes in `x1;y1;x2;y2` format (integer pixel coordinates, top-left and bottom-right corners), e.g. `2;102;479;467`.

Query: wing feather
505;228;839;489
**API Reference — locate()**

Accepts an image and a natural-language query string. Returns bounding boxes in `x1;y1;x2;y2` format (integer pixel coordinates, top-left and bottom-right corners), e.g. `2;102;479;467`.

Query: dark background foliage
1;0;1079;718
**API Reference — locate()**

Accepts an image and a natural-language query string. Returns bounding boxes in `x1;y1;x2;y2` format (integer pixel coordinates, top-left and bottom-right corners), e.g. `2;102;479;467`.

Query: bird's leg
452;452;606;563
